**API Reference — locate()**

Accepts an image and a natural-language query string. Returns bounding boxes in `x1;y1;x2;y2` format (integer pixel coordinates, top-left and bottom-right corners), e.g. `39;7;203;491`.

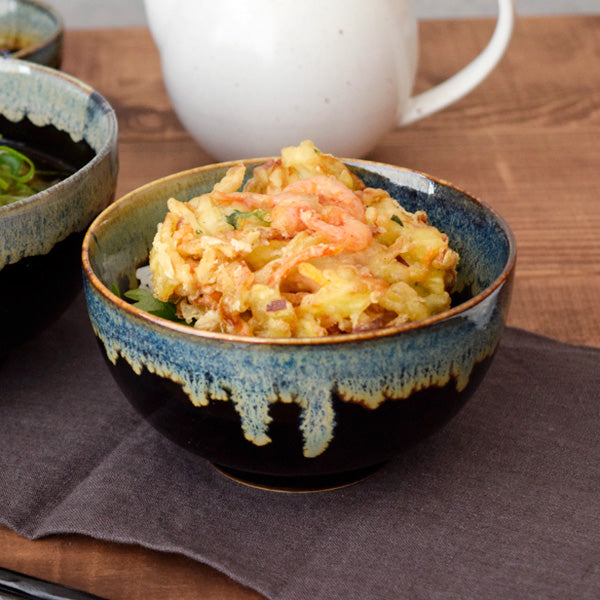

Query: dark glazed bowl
0;58;118;360
0;0;63;68
82;160;516;491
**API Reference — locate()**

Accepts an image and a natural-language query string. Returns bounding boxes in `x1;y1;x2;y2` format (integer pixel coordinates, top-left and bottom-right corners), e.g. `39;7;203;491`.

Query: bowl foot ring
211;462;385;493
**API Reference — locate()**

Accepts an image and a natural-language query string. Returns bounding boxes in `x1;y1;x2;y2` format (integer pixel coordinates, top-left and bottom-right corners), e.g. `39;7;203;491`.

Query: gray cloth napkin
1;293;599;600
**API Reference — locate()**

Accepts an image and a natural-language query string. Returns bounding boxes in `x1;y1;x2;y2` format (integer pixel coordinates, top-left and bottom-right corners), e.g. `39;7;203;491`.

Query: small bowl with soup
0;58;118;360
82;142;515;491
0;0;63;68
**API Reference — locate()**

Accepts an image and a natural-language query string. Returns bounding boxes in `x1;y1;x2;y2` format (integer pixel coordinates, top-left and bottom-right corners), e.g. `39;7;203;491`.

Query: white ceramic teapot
144;0;514;161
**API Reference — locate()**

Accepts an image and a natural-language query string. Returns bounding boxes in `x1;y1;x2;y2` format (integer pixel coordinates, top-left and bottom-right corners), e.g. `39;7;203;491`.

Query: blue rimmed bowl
82;160;515;491
0;0;63;68
0;58;118;360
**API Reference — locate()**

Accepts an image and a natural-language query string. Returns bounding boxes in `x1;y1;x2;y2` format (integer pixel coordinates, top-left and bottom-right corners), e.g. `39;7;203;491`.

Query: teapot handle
400;0;515;125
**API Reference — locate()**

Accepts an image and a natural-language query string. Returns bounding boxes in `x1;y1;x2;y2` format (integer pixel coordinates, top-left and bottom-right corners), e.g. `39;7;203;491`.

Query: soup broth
0;115;95;206
0;34;33;55
0;139;75;206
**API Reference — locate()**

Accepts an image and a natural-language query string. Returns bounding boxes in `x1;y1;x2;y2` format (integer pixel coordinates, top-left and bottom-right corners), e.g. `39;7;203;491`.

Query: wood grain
372;16;600;347
1;14;598;600
0;528;263;599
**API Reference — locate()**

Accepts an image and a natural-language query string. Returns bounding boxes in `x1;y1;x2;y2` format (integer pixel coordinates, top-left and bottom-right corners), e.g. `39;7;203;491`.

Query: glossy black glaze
102;347;495;489
0;230;83;359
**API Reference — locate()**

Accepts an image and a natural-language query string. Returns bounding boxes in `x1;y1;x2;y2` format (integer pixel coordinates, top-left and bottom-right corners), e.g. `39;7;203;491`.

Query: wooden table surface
1;14;599;600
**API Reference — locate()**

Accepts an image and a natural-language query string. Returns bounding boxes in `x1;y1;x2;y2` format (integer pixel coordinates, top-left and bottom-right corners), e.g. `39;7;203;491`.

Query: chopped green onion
0;145;35;184
226;208;270;229
0;144;42;206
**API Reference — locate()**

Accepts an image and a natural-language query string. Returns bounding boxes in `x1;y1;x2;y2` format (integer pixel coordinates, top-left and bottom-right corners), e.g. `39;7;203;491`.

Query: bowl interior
88;161;514;320
0;58;118;269
0;59;113;157
0;0;62;63
0;109;95;175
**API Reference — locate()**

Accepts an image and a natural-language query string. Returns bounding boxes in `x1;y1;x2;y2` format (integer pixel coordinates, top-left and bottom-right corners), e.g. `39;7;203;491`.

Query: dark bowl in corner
82;160;515;491
0;0;63;69
0;58;118;360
